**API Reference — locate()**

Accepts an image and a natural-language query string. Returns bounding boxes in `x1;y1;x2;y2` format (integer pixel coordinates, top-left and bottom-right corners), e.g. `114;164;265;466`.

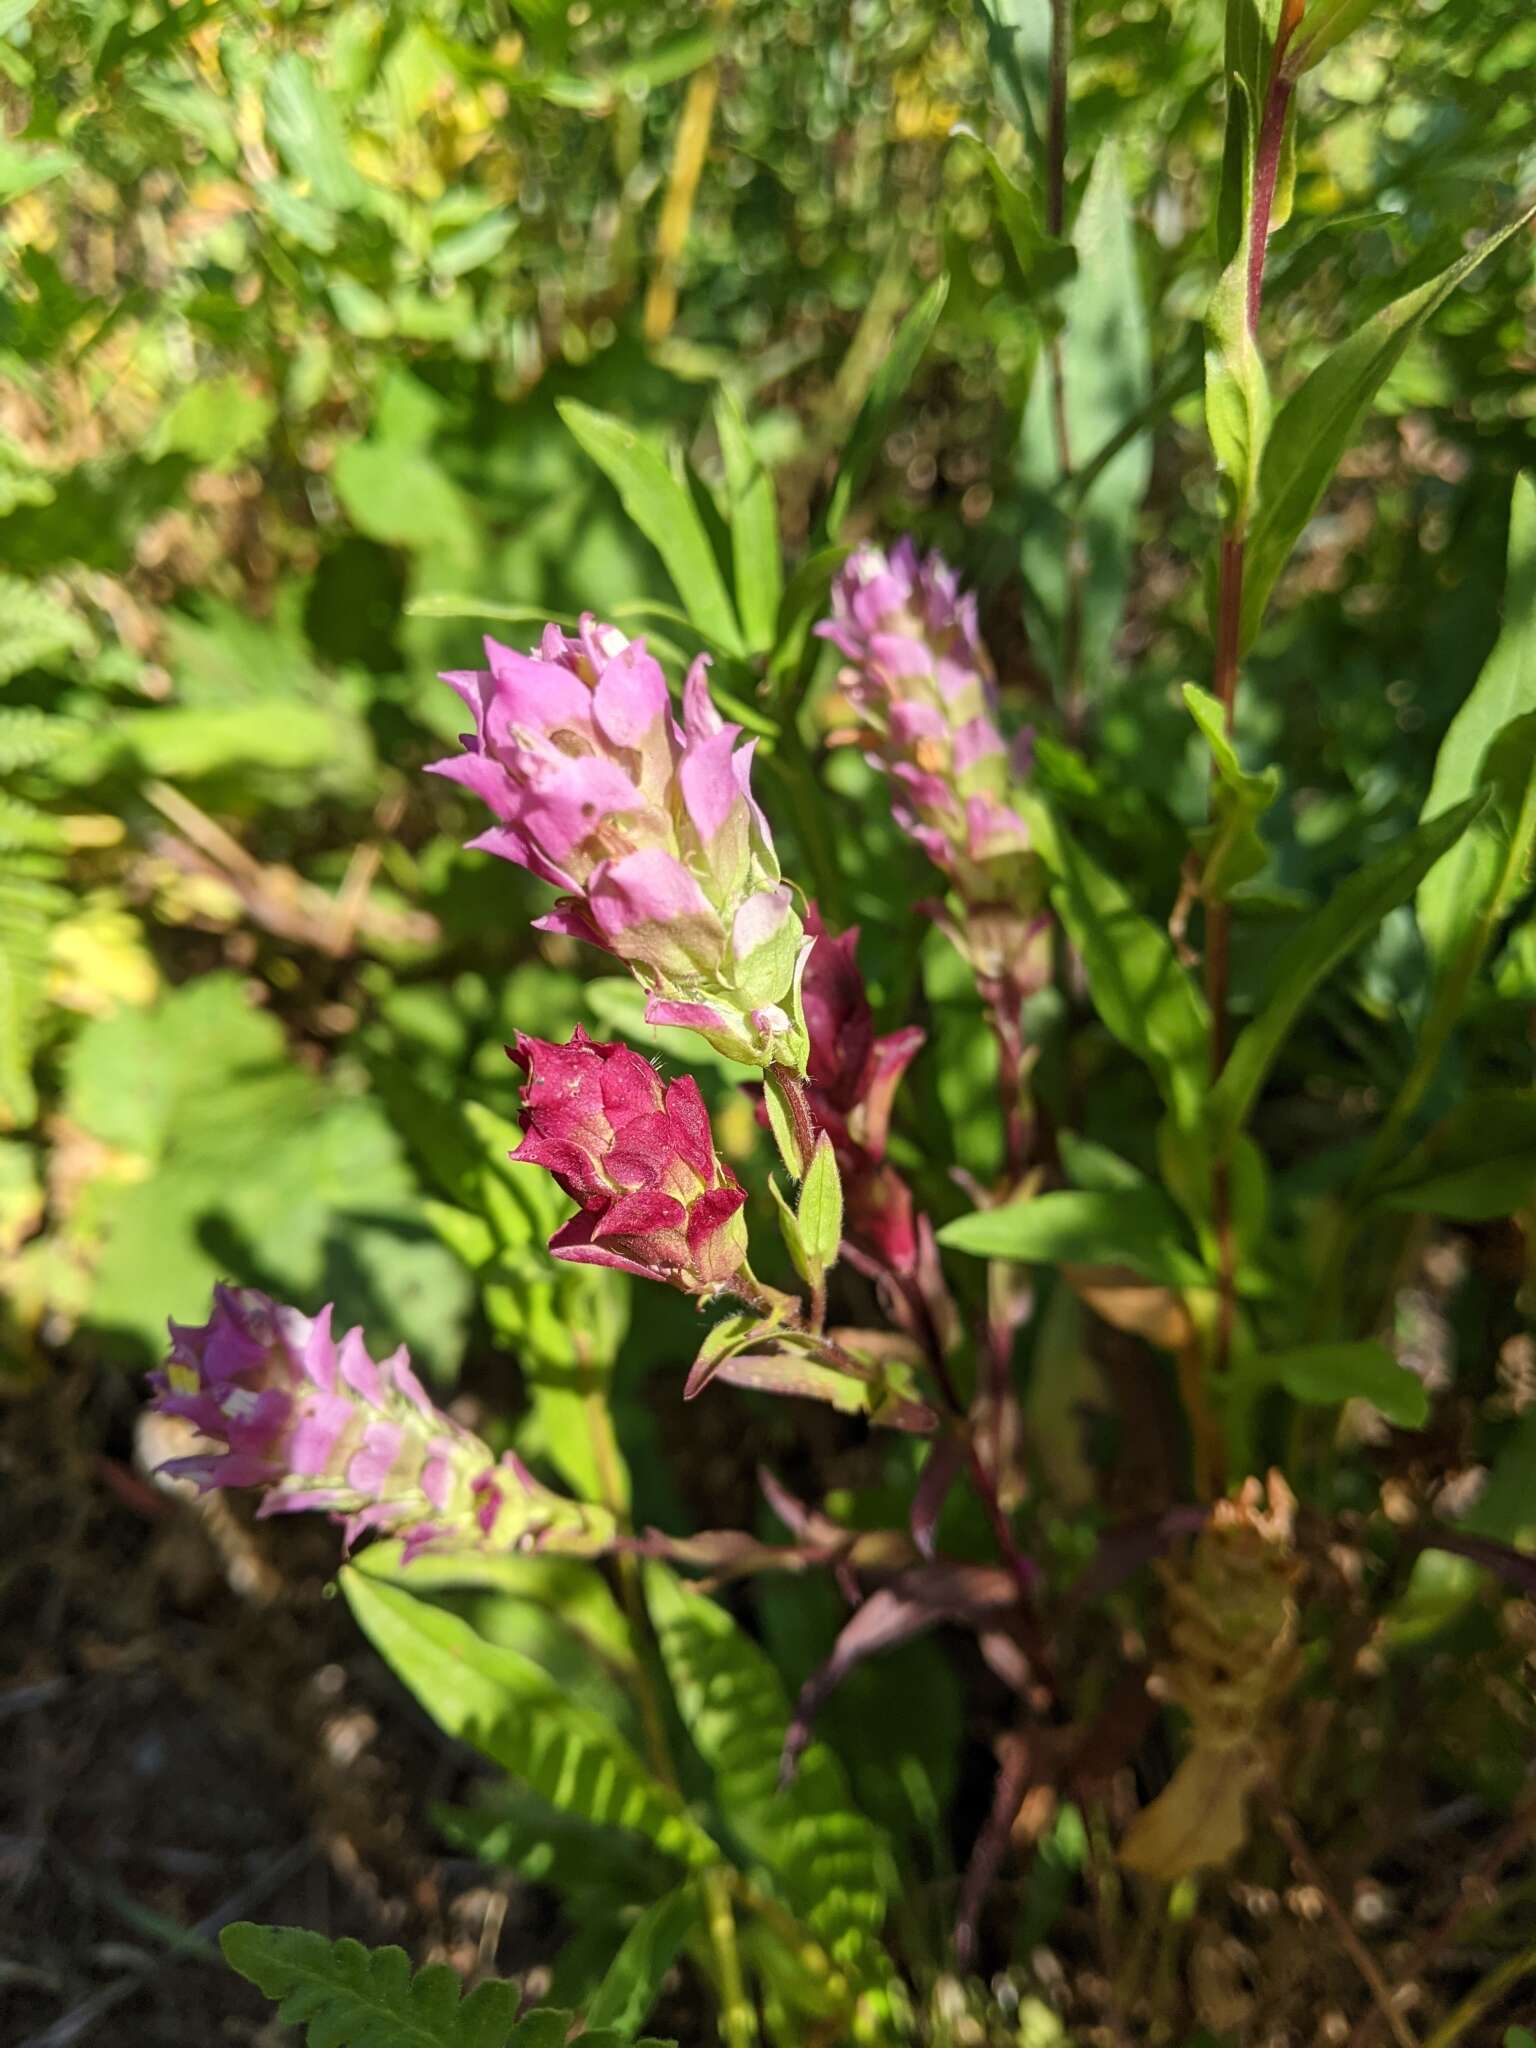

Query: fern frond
0;791;68;852
220;1923;675;2048
644;1566;906;2026
0;574;90;685
0;706;78;774
0;858;68;1129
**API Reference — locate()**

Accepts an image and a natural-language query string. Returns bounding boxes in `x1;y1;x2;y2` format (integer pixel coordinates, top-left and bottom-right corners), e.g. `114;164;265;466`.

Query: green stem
1422;1941;1536;2048
585;1394;757;2046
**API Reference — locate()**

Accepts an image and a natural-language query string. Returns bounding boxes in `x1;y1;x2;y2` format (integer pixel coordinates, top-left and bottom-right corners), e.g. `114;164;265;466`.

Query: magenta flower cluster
150;1286;601;1558
509;1026;752;1298
428;621;810;1073
821;541;1048;993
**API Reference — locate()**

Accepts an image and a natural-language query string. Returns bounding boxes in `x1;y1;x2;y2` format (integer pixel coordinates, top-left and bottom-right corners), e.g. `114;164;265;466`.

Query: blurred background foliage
1;0;1534;1403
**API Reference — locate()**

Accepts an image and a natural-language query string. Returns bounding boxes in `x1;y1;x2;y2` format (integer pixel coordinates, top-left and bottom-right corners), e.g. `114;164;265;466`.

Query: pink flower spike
429;617;809;1071
512;1030;754;1300
821;542;1049;992
147;1287;611;1560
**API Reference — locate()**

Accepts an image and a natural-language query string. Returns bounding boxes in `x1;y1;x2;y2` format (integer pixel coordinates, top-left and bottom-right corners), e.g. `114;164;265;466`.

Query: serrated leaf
0;575;90;685
1240;204;1536;651
1208;796;1484;1138
219;1922;526;2048
644;1565;900;1994
713;387;781;655
342;1571;717;1870
1243;1341;1428;1429
558;401;742;656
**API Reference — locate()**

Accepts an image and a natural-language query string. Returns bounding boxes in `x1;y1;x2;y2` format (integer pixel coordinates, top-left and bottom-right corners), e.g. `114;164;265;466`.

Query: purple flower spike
819;542;1049;994
429;621;811;1073
149;1287;610;1558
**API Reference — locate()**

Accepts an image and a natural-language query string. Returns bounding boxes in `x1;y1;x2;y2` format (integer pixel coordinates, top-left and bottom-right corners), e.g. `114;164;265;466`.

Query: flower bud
148;1287;605;1558
510;1027;753;1297
429;620;811;1072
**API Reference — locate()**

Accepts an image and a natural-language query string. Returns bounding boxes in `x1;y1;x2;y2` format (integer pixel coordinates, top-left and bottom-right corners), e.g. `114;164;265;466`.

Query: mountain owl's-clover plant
141;13;1536;2010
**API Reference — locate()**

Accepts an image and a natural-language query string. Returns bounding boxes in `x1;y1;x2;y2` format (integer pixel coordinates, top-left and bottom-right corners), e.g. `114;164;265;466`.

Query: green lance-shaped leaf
643;1564;903;2008
1417;475;1536;971
1048;818;1210;1130
1240;202;1536;652
824;274;949;540
768;1175;812;1286
1281;0;1378;77
969;139;1076;298
713;386;782;656
1017;145;1152;696
342;1571;718;1870
1237;1341;1428;1430
1207;795;1484;1139
937;1187;1207;1289
1372;1090;1536;1221
558;401;744;657
797;1132;844;1276
1204;80;1271;523
584;1886;700;2036
1183;684;1281;899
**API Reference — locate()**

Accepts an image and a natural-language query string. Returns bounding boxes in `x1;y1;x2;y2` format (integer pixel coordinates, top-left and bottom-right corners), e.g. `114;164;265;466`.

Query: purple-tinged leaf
911;1431;966;1559
1065;1505;1210;1610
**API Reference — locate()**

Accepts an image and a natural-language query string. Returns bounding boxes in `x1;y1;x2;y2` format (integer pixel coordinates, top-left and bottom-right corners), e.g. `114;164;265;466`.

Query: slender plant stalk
1422;1944;1536;2048
1263;1786;1420;2048
1203;3;1301;1411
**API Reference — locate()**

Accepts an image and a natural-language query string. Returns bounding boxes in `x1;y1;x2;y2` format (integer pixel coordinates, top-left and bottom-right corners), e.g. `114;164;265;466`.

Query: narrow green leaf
936;1188;1205;1287
1209;796;1484;1136
584;1886;698;2035
1244;1341;1428;1430
1282;0;1377;77
970;139;1076;296
713;386;782;655
825;275;949;537
1373;1091;1536;1220
796;1132;843;1273
557;400;742;656
1418;475;1536;967
1203;81;1270;522
1049;820;1210;1128
1241;204;1536;651
1183;682;1281;898
768;1173;812;1285
341;1571;717;1869
1017;144;1152;696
